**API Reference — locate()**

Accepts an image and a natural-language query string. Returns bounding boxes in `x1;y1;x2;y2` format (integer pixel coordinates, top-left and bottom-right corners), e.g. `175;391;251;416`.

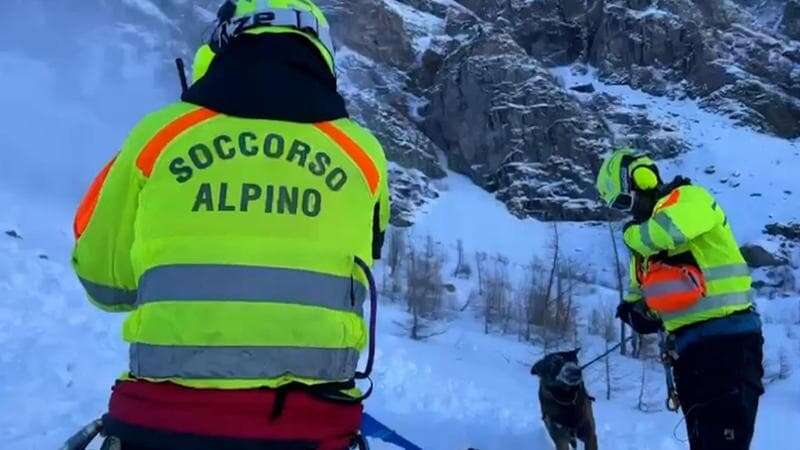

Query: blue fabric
673;310;762;354
361;413;422;450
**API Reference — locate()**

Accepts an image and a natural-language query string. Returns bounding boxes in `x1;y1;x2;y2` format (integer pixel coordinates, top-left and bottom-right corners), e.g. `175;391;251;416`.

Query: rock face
480;0;800;139
765;222;800;241
424;30;613;219
783;0;800;40
101;0;800;225
388;167;441;227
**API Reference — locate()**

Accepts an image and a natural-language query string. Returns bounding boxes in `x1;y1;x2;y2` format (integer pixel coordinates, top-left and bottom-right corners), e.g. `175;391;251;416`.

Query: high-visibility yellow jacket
72;102;390;389
622;184;752;332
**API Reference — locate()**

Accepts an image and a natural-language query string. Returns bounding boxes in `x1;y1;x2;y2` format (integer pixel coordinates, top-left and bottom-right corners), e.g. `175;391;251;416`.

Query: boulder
740;244;787;268
4;230;22;240
570;83;596;93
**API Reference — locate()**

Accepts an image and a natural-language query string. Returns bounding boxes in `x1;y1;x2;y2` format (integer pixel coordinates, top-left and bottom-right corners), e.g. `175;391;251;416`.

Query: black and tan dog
531;349;598;450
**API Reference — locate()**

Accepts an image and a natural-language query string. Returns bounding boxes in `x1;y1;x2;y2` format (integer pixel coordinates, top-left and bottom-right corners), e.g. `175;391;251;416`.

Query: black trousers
673;332;764;450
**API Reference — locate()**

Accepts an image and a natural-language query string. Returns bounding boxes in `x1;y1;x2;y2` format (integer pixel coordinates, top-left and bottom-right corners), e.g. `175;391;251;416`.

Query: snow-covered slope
554;66;800;244
2;187;799;449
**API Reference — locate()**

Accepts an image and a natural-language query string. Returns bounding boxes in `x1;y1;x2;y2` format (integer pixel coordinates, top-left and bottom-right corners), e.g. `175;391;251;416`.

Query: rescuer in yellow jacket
596;149;763;450
70;2;389;449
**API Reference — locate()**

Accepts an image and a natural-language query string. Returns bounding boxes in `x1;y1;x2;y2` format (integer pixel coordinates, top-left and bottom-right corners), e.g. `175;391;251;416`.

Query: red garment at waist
107;380;362;450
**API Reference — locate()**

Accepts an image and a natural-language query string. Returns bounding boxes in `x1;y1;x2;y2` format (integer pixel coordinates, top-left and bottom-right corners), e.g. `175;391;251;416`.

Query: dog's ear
531;359;545;376
570;348;581;357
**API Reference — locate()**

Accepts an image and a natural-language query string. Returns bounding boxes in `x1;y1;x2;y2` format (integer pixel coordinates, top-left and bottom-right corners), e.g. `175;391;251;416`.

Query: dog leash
578;336;635;371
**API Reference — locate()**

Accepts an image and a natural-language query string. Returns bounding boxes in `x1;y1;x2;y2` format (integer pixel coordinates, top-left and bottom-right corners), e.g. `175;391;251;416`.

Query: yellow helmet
596;148;659;210
193;0;335;83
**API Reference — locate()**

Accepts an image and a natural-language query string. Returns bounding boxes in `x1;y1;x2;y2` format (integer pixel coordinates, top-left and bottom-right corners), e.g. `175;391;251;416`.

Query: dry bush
398;235;447;340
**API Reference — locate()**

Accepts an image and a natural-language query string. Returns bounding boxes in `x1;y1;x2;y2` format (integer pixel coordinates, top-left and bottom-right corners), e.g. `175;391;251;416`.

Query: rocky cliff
103;0;800;224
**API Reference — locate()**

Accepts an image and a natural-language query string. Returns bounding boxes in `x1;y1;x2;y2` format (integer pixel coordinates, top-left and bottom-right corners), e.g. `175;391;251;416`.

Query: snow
383;0;445;54
411;172;614;283
552;65;800;245
121;0;174;25
0;237;126;449
2;230;798;449
628;6;676;21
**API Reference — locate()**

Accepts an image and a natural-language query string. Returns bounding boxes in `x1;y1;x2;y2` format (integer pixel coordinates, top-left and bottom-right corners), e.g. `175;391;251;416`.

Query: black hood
182;33;349;123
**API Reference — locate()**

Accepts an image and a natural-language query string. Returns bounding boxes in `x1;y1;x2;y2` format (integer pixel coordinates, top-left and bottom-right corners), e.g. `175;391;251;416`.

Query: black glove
616;301;663;335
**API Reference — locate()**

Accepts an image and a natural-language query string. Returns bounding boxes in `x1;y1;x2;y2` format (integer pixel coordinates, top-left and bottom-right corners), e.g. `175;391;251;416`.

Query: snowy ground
2;157;799;449
1;220;798;450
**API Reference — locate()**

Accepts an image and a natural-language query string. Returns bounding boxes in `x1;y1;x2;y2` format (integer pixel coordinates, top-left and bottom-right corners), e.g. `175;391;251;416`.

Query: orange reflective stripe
74;157;116;239
314;122;380;194
655;189;681;212
136;107;219;176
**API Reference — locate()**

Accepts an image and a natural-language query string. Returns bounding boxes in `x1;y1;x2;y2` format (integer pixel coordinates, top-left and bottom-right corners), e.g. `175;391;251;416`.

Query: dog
531;349;598;450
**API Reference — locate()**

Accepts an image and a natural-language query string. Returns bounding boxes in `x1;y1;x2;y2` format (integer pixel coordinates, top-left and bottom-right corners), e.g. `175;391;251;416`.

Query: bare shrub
475;251;488;295
512;224;583;349
482;254;512;334
385;227;407;300
452;239;472;279
398;235;447;340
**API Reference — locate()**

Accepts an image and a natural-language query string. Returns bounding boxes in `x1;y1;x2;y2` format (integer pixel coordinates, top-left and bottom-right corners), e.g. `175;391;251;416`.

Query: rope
579;336;636;371
354;256;377;380
671;388;739;443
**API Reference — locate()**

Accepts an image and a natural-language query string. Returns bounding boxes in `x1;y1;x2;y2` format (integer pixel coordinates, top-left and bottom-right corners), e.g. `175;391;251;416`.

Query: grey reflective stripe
639;222;662;253
653;213;687;246
130;344;358;380
219;8;336;71
296;10;334;56
661;291;752;321
137;264;365;314
642;279;697;298
78;277;137;306
703;263;750;281
266;9;334;56
625;286;642;299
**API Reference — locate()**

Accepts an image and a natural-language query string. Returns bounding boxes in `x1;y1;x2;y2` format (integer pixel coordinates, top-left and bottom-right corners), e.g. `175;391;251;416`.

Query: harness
542;385;580;407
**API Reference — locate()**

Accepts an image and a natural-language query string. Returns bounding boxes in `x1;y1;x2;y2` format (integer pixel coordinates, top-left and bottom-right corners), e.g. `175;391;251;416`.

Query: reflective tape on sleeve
660;291;752;322
130;344;359;381
624;286;642;301
639;222;662;254
78;277;137;307
703;263;751;281
653;213;687;247
137;264;365;314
